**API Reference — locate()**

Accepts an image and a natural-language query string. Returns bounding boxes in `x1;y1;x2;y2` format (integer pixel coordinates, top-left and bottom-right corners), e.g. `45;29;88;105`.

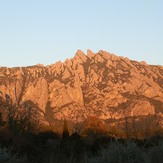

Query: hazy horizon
0;0;163;67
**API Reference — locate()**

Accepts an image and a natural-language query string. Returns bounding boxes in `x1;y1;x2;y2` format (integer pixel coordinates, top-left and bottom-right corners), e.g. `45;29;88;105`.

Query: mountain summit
0;50;162;126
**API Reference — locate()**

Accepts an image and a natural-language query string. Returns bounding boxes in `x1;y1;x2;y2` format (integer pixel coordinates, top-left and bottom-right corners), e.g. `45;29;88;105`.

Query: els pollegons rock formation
0;50;163;133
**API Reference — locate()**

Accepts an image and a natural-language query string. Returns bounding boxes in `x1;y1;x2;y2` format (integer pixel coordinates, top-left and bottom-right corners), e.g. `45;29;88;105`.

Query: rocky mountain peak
0;50;162;126
87;49;94;59
74;50;88;63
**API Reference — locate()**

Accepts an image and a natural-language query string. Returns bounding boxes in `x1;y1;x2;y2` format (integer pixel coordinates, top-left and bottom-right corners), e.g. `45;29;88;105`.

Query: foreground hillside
0;50;163;129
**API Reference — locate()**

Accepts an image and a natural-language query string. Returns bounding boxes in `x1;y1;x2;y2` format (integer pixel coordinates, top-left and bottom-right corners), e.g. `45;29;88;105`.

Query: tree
62;119;69;141
0;92;41;136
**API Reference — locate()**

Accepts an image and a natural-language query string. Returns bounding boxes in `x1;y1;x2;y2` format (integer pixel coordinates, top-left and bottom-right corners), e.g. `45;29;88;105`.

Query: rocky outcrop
0;50;162;125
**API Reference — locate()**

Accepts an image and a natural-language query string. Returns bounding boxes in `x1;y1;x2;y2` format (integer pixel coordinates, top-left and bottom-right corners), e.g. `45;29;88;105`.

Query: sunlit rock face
0;50;162;124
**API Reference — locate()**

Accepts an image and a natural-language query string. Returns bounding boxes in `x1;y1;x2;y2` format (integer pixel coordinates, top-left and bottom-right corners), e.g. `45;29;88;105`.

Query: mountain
0;50;163;128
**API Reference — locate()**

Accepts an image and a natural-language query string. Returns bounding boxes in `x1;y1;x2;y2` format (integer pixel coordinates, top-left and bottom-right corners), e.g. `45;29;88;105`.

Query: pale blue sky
0;0;162;67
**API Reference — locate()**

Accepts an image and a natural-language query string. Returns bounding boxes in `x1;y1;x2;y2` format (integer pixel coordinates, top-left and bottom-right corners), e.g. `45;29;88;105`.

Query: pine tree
62;119;69;141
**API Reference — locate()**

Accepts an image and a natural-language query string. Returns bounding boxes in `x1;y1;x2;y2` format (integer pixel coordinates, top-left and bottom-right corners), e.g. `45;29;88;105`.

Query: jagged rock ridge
0;50;163;125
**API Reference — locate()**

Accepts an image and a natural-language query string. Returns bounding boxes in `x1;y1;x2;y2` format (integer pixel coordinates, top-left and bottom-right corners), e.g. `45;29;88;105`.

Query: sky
0;0;163;67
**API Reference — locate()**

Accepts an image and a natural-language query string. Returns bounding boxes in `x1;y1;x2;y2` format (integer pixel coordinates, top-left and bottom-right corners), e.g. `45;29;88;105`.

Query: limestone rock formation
0;50;162;126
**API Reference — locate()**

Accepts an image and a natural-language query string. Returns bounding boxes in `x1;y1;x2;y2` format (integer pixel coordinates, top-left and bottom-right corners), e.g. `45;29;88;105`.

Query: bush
87;141;146;163
148;140;163;163
0;146;27;163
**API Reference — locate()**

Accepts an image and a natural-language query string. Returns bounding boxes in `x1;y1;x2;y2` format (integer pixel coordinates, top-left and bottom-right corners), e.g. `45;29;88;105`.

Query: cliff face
0;50;163;124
